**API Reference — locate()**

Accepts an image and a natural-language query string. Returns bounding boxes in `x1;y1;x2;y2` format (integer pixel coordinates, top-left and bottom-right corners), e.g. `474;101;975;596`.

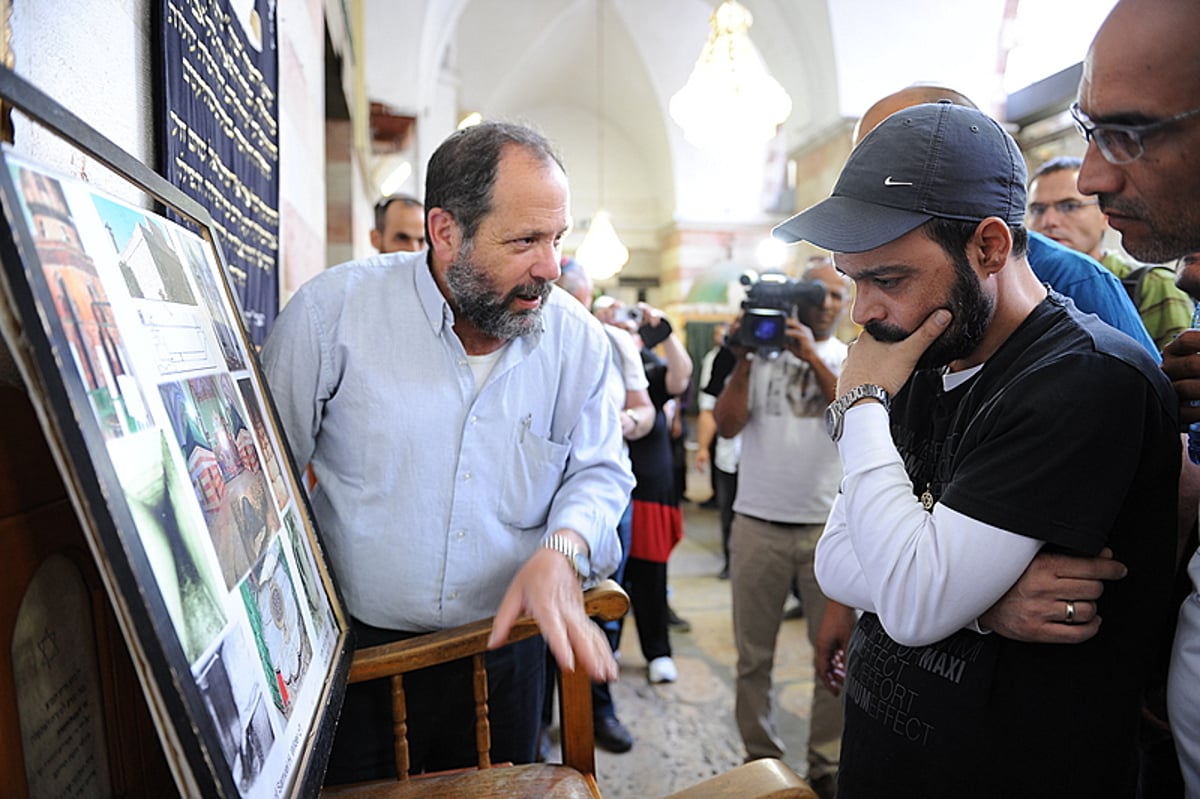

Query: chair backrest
344;580;630;783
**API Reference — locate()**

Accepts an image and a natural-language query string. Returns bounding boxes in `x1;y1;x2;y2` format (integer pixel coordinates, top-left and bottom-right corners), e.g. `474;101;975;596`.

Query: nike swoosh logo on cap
884;176;913;186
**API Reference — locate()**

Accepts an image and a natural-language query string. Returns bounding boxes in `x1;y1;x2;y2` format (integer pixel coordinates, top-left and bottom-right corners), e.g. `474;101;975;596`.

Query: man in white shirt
711;261;850;799
263;122;633;782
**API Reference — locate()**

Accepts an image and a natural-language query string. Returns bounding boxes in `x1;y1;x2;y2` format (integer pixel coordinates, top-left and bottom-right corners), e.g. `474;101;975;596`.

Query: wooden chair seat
319;580;816;799
323;763;598;799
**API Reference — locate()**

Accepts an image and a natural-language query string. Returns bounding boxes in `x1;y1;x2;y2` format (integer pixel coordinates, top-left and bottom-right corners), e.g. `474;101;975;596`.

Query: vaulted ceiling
358;1;836;240
350;0;1114;279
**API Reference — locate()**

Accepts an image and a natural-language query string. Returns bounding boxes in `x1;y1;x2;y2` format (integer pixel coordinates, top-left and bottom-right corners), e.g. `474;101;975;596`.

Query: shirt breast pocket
498;423;570;531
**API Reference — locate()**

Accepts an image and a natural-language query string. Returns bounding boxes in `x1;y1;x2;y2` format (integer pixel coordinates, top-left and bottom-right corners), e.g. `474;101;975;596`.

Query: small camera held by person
612;305;644;325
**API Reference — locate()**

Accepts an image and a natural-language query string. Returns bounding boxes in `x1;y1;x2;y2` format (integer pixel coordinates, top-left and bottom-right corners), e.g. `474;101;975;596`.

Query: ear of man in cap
773;102;1026;254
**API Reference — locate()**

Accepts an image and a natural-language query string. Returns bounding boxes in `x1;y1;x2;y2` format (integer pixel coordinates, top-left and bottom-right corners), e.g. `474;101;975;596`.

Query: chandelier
576;0;629;282
669;0;792;152
576;210;628;281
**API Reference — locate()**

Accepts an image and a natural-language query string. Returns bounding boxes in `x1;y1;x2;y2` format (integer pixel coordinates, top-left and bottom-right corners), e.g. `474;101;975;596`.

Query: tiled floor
543;476;818;798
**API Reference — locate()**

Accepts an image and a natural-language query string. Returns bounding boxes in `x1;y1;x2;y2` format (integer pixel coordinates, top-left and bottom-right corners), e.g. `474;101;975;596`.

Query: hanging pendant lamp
576;0;629;281
669;0;792;152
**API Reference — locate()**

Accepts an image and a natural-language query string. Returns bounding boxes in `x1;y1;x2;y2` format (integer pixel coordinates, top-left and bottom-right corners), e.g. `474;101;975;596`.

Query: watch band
825;383;891;442
542;534;588;581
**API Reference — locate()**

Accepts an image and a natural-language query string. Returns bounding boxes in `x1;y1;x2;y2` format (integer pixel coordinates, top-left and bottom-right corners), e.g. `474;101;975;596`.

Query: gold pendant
920;487;934;510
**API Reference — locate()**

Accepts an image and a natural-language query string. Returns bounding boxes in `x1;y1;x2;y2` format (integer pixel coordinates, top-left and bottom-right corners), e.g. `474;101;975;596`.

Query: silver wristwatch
542;534;591;582
825;384;891;442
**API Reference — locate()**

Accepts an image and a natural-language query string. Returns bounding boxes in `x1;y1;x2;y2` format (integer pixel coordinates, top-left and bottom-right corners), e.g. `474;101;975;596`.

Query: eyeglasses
1070;102;1200;165
1027;199;1100;218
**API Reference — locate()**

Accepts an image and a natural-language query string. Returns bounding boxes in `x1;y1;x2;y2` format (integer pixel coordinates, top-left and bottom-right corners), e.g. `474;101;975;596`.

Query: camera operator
710;260;850;799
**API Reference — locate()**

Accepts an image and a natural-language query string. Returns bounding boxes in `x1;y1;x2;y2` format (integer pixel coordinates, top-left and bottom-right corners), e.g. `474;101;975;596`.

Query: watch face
824;403;839;439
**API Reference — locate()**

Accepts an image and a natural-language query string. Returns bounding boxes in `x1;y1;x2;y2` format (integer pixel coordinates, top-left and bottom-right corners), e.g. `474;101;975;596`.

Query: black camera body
729;271;826;352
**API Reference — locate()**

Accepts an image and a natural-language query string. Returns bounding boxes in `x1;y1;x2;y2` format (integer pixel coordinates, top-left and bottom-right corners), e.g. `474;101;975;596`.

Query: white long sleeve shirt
814;397;1042;646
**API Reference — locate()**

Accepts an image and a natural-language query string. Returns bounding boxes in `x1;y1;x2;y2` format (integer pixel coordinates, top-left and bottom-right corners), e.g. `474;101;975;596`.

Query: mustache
505;280;552;306
1097;193;1145;218
863;320;911;343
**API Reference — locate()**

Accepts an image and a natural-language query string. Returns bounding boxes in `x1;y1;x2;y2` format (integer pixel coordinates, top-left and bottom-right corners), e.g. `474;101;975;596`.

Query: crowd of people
257;0;1200;796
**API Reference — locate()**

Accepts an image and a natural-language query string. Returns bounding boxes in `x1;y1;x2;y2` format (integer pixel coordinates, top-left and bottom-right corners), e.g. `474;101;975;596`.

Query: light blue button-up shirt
261;251;632;631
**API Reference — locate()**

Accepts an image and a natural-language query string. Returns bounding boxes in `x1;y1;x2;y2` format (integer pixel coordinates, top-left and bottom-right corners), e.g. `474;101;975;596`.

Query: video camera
728;271;826;353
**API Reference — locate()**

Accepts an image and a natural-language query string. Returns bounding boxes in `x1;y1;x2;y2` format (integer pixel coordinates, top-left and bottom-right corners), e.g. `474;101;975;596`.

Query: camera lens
752;318;781;342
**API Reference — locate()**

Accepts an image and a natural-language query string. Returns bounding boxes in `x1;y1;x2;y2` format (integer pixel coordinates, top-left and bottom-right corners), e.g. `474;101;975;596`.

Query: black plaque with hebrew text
158;0;280;347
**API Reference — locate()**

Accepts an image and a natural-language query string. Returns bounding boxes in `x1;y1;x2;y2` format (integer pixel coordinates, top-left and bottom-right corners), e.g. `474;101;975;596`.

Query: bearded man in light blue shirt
262;121;633;783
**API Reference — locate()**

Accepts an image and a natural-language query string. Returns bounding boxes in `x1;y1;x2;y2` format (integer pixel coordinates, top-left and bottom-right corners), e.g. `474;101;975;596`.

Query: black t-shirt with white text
838;294;1179;798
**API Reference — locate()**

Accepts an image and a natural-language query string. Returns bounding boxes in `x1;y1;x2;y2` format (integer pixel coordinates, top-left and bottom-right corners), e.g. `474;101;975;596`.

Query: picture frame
0;67;350;798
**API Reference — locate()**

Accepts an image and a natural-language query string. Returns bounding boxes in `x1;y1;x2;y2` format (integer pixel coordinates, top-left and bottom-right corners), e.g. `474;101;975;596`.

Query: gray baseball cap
772;102;1027;253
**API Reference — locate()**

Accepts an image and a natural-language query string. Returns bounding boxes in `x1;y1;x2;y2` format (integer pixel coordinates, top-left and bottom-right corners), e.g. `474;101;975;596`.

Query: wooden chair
322;580;816;799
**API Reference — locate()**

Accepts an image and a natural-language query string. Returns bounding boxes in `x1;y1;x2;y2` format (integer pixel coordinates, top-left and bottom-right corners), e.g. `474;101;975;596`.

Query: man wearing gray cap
776;102;1179;797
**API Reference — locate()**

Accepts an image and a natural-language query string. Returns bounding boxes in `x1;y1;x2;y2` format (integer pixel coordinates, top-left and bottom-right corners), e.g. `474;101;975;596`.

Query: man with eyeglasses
1028;156;1192;350
1176;253;1200;305
981;1;1200;794
371;193;426;253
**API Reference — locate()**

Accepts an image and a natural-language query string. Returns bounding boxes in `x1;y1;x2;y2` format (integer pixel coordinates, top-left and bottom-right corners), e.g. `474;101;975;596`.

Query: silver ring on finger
1065;600;1076;623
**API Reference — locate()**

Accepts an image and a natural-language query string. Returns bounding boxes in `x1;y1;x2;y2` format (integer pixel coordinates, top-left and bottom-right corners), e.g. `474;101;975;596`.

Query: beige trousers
731;513;842;782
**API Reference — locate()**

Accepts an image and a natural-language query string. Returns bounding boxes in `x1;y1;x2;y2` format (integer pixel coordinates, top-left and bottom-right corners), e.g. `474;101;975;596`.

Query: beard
445;245;551;341
863;251;994;371
1098;193;1200;263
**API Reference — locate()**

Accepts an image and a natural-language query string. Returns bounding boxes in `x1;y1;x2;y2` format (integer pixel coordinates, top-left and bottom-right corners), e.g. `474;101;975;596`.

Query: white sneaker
648;656;678;684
